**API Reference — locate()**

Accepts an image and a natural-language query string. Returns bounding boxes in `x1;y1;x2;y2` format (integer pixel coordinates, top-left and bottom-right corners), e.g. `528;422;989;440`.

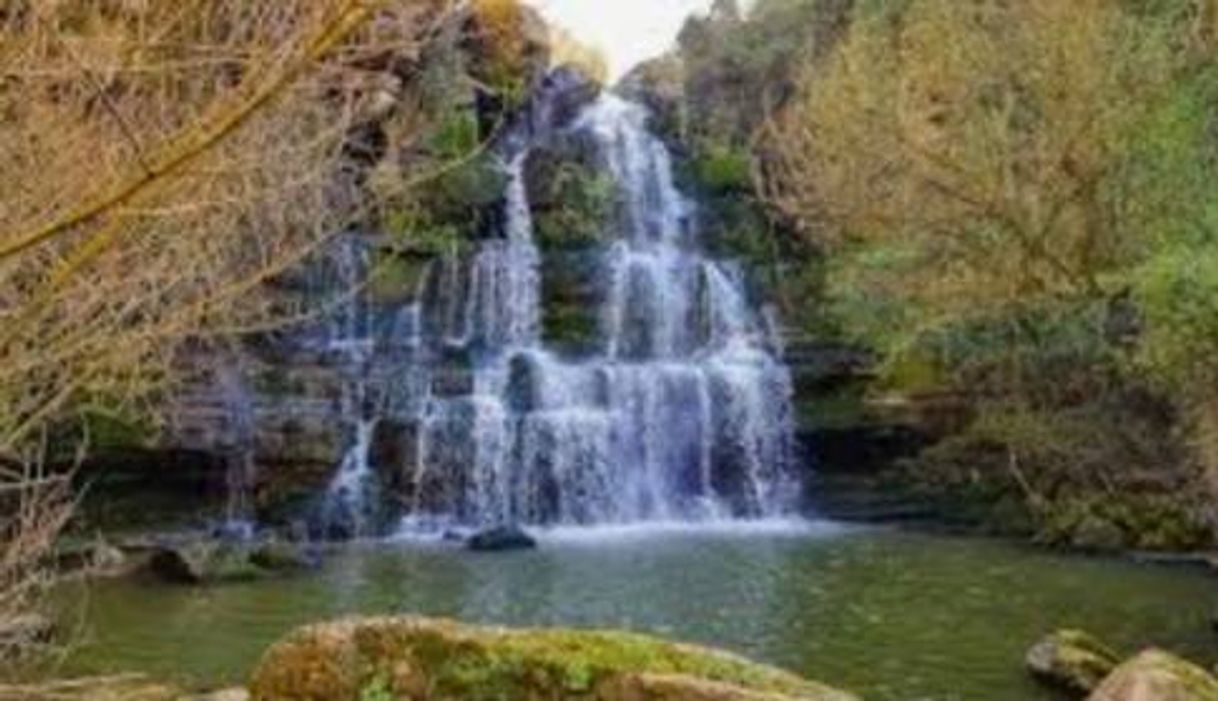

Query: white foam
533;518;847;545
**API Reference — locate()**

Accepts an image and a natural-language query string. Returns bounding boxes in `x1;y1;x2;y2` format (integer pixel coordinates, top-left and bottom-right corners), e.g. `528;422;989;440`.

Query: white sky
527;0;718;80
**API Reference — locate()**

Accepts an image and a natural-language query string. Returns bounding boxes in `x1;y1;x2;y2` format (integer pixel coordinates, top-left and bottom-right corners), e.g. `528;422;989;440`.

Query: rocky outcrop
1088;650;1218;701
249;616;858;701
618;56;685;148
1027;630;1122;695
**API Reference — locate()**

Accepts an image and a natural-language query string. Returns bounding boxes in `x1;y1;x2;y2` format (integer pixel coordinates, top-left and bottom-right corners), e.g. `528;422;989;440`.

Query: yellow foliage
0;0;450;674
470;0;531;89
550;24;608;85
767;0;1179;315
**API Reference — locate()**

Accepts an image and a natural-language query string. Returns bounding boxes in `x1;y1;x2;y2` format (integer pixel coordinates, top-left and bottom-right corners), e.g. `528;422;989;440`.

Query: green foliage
533;161;614;250
430;111;482;160
690;144;753;194
359;674;394;701
1134;245;1218;388
367;252;433;305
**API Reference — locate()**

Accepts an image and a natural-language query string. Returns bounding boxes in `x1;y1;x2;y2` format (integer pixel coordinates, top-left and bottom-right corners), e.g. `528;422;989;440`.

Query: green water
63;523;1218;700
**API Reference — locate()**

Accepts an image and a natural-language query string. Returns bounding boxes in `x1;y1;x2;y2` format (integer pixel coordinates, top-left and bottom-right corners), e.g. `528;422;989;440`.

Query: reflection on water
64;525;1218;701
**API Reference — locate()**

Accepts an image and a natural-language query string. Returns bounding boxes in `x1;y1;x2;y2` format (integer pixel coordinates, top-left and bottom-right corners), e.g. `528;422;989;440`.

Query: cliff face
81;1;574;533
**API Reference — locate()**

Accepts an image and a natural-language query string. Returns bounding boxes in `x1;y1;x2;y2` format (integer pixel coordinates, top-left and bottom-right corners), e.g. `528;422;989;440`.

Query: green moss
689;144;753;195
251;617;858;701
358;675;393;701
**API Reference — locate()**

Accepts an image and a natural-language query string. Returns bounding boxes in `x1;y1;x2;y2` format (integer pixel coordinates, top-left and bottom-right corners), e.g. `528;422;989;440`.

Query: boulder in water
1088;650;1218;701
466;524;537;552
1027;629;1121;694
146;541;264;584
248;616;859;701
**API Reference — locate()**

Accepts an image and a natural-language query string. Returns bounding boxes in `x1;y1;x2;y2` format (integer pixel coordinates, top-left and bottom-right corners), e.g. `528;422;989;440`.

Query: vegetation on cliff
649;0;1218;550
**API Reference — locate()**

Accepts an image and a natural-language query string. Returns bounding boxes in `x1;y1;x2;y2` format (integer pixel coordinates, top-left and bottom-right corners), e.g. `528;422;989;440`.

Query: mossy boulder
1088;650;1218;701
249;616;858;701
1027;630;1122;694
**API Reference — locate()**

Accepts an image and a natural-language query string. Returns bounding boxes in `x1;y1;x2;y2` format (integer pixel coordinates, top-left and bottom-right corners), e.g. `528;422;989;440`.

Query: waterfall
321;236;381;538
388;93;798;531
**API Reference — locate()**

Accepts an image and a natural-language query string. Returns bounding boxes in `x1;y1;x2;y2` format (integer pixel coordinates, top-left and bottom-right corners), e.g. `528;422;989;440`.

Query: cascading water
320;236;381;538
391;92;798;531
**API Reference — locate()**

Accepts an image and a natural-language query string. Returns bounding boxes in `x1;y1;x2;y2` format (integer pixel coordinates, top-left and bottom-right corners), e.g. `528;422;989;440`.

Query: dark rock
466;524;537;552
146;541;264;585
1027;630;1122;695
534;66;601;130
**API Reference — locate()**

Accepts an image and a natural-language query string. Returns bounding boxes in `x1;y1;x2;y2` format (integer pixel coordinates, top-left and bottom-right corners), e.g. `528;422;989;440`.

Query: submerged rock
248;540;321;573
146;538;317;584
248;616;858;701
1088;650;1218;701
467;524;538;552
1027;629;1121;694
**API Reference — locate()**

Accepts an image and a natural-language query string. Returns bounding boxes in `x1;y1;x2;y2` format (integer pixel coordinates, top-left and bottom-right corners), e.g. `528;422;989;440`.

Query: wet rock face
248;616;859;701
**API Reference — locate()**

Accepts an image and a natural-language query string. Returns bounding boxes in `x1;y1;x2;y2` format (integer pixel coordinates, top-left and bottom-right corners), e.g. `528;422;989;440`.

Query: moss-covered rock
1088;650;1218;701
249;617;858;701
1027;630;1122;695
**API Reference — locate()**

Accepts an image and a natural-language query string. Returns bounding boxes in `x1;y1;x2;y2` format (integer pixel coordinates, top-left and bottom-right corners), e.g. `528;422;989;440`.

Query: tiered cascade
321;89;797;534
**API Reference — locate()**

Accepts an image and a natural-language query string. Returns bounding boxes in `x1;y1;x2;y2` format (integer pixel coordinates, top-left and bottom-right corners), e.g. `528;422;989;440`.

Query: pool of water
62;522;1218;700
